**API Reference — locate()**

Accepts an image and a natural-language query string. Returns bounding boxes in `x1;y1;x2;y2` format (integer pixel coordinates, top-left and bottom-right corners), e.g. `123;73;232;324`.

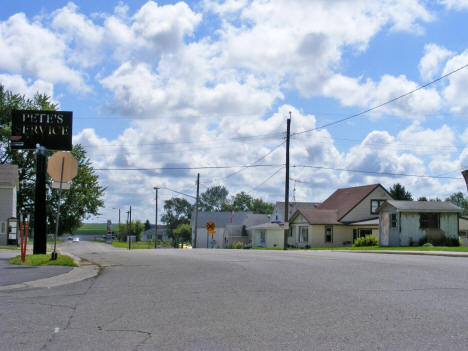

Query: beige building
288;184;392;248
0;165;18;245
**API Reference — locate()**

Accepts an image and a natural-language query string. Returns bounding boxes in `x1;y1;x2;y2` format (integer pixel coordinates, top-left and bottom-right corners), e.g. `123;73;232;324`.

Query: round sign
47;151;78;182
206;222;215;231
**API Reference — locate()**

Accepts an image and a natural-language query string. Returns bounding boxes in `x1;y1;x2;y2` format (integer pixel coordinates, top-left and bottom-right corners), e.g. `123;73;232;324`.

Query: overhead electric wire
249;166;285;193
159;186;196;199
94;164;281;171
292;62;468;137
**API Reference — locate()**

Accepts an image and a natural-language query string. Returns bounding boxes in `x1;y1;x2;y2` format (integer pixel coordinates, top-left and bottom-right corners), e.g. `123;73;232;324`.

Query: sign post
462;170;468;193
47;151;78;260
11;110;73;255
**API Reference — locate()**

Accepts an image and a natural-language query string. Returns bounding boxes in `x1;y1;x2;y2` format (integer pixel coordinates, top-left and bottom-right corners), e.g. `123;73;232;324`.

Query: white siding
0;188;15;220
341;186;392;222
252;228;284;248
399;212;459;245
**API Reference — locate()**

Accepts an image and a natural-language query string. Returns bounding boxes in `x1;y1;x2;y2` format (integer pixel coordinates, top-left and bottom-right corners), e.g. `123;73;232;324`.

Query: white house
288;184;392;248
191;212;269;248
0;165;18;245
378;200;463;246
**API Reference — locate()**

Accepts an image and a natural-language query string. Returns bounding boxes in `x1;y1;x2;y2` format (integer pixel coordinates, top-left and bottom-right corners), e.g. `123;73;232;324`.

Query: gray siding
341;186;392;222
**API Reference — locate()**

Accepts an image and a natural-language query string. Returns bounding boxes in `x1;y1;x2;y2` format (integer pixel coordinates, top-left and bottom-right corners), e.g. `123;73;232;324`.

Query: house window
260;230;266;244
371;200;386;214
420;213;439;229
299;227;308;243
288;227;293;237
391;213;397;228
325;226;333;243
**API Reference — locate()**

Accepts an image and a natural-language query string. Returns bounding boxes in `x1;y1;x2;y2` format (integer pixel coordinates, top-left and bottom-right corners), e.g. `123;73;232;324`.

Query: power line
159;186;196;199
292;62;468;137
292;165;463;179
248;166;284;193
94;164;281;171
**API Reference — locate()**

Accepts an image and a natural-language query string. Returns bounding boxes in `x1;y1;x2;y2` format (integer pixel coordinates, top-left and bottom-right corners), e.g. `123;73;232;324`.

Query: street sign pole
33;145;47;255
52;157;65;260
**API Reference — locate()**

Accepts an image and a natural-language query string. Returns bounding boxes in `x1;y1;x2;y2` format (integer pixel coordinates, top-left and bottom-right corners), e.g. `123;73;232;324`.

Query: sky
1;0;468;224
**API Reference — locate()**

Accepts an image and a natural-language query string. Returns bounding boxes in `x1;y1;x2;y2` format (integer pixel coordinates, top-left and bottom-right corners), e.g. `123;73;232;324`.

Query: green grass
8;254;78;266
74;223;120;236
112;241;156;249
0;245;19;250
306;246;468;252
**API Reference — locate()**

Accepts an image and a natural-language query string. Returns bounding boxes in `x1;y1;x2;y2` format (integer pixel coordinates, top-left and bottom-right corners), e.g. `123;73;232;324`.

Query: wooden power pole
193;173;200;248
283;114;291;250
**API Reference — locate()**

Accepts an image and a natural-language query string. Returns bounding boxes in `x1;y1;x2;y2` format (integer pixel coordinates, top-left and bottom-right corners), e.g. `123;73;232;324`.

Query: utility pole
463;170;468;193
33;145;47;254
153;187;159;248
193;173;200;248
283;113;291;251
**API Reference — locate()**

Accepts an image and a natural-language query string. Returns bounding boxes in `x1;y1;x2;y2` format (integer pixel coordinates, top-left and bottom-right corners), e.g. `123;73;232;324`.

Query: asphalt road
1;242;468;350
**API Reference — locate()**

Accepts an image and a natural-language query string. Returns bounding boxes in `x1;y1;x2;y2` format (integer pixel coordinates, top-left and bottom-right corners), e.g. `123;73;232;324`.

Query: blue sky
1;0;468;224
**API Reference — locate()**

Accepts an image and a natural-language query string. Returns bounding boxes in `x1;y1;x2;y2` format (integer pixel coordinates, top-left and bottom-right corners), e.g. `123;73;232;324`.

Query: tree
0;85;105;233
47;145;105;234
389;183;413;200
249;198;275;214
199;185;229;211
230;191;253;211
161;197;193;231
417;197;428;201
172;223;192;246
144;219;151;231
446;192;468;214
121;220;144;242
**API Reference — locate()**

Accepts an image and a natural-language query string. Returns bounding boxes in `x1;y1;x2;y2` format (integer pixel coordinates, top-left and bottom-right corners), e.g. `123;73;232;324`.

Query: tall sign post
11;110;73;255
462;170;468;193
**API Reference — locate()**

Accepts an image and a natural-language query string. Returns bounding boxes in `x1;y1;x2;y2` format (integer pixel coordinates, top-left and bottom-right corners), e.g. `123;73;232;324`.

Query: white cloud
461;128;468;143
0;13;87;91
442;50;468;114
418;43;454;81
439;0;468;10
0;74;54;100
396;122;456;155
323;74;441;119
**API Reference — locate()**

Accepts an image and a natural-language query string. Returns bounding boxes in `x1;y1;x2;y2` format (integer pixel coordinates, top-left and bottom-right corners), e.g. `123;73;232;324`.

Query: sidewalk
337;249;468;258
0;248;99;291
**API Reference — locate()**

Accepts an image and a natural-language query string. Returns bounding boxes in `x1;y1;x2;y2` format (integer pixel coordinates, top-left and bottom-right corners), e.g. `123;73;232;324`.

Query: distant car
67;235;73;241
72;237;80;243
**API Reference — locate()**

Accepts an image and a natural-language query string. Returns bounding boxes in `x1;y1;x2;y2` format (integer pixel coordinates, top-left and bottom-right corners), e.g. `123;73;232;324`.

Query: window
325;226;333;243
420;213;439;229
260;230;266;244
288;227;293;237
371;199;386;214
299;227;308;243
391;213;397;228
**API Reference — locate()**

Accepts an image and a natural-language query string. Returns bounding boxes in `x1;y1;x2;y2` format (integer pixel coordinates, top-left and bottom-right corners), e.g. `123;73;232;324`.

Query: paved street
1;242;468;350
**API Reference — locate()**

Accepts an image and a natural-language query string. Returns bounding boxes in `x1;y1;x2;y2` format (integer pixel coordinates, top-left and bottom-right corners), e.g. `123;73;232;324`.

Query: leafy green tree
446;192;468;214
230;191;252;211
199;185;229;211
249;198;274;214
47;145;105;234
0;85;105;233
417;196;428;201
121;220;144;242
161;197;193;237
389;183;413;200
144;219;151;231
172;223;192;246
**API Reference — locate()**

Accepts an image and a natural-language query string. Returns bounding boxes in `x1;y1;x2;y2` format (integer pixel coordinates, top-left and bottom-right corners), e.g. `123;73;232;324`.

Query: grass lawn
112;241;156;249
0;245;19;250
249;246;468;252
8;254;78;267
75;223;120;236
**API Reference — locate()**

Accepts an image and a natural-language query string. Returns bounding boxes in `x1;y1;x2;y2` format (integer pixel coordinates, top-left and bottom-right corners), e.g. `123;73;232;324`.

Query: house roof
194;212;268;228
247;222;284;230
274;201;320;220
348;218;379;226
380;200;463;213
296;209;341;225
317;184;383;220
0;164;18;187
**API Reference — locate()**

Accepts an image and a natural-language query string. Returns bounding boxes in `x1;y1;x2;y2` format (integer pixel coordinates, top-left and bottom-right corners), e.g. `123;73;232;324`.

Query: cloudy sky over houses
1;0;468;223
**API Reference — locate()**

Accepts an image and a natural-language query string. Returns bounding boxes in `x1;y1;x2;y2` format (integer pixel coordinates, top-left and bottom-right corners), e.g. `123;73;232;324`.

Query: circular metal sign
206;222;215;231
47;151;78;182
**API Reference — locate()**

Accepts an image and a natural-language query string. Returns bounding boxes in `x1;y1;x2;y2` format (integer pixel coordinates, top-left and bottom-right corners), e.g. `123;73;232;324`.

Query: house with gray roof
141;225;169;242
191;211;269;248
378;200;463;246
0;165;18;245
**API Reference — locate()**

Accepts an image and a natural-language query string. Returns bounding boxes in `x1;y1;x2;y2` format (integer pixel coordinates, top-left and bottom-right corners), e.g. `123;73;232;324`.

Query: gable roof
0;164;18;188
294;209;341;225
194;212;268;228
317;184;385;220
380;200;463;213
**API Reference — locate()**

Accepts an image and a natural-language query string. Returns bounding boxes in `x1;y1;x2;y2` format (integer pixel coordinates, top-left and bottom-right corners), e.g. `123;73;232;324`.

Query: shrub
419;235;460;247
232;241;243;249
422;242;433;247
353;235;379;247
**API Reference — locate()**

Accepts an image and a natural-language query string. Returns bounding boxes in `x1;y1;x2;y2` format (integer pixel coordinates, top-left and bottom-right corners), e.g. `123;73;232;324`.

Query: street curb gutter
337;250;468;258
0;249;100;292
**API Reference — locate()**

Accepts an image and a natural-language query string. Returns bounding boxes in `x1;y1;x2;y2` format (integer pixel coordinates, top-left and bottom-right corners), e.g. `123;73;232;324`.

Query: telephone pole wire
283;113;291;250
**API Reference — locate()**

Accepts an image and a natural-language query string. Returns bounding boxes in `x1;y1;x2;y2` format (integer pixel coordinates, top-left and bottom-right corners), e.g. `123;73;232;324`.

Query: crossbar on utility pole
283;114;291;250
193;173;200;248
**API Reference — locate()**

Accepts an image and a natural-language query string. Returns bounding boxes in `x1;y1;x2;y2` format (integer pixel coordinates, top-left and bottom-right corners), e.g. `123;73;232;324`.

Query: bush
419;235;460;247
232;241;243;249
353;235;379;247
422;243;433;247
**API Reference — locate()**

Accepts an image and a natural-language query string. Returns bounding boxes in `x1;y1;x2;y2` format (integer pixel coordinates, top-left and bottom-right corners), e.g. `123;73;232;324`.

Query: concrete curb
337;250;468;258
0;249;100;292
